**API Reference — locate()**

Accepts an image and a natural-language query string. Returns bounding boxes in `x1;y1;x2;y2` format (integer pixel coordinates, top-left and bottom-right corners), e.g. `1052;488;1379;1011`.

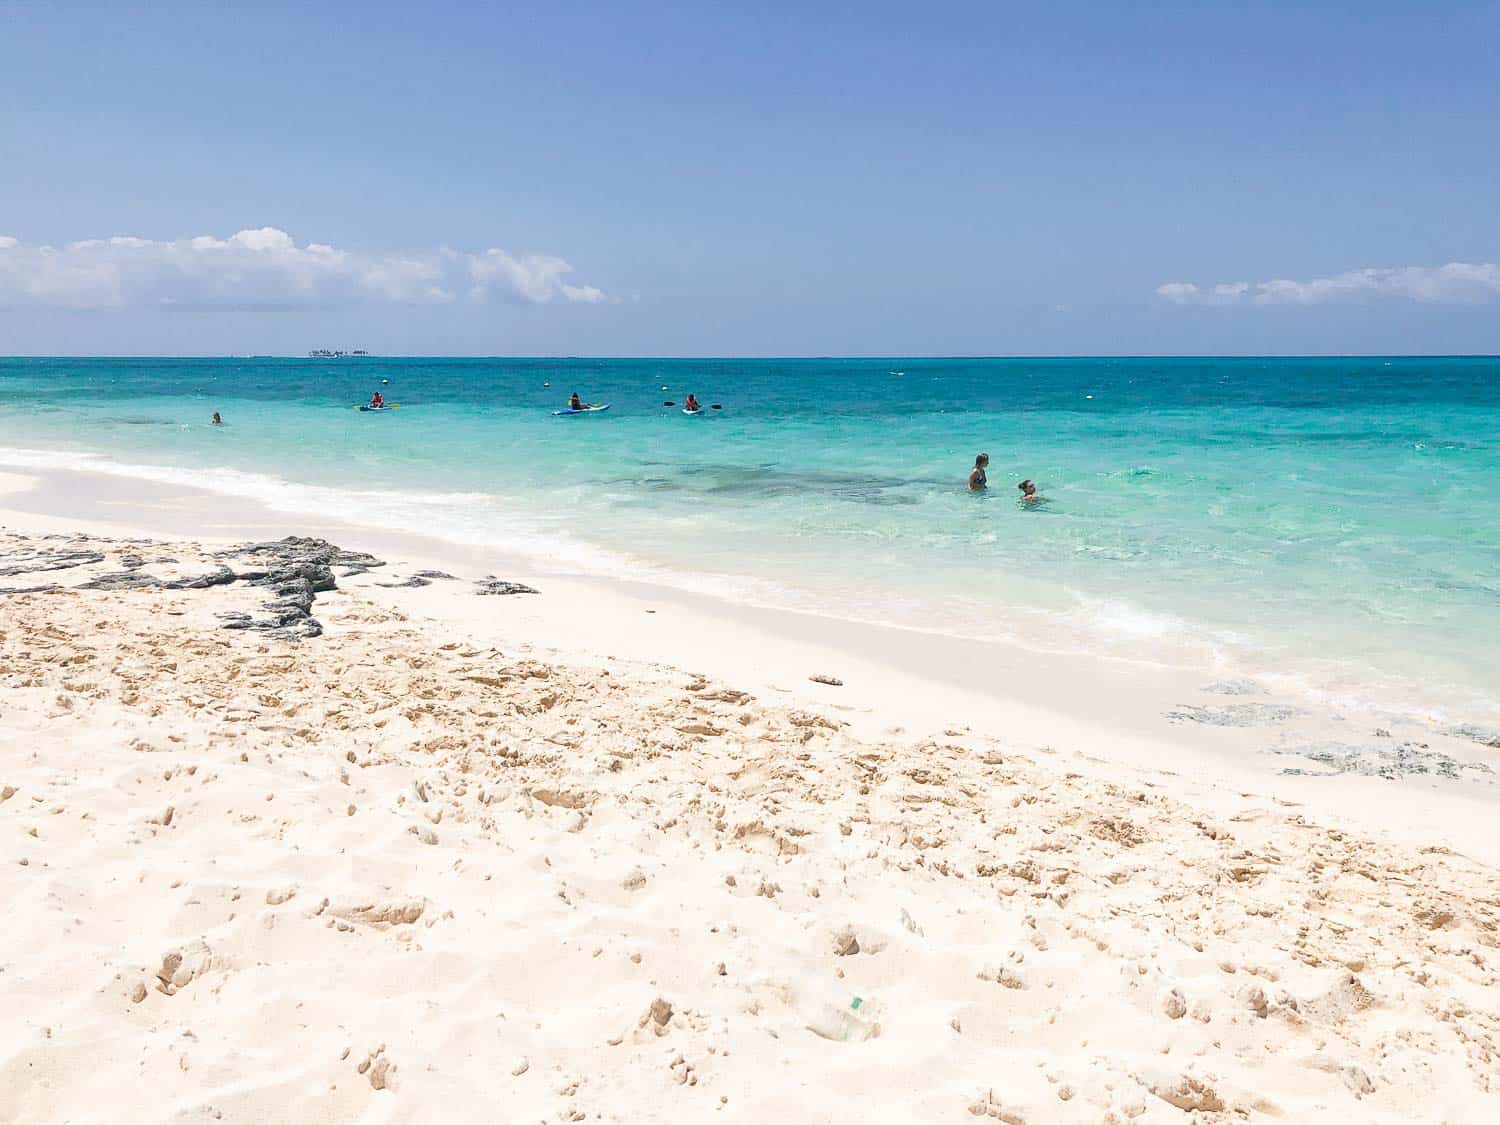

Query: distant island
308;349;371;358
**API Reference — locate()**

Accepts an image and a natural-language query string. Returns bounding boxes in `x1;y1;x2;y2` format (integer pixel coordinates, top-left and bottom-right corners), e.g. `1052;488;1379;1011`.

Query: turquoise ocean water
2;356;1497;721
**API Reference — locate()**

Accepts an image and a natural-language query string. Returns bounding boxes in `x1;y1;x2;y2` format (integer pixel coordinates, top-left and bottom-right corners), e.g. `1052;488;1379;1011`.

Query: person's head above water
1018;479;1036;496
211;412;221;424
967;453;989;491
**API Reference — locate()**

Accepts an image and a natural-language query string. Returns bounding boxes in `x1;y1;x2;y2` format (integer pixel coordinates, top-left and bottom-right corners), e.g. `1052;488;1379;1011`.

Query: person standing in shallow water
967;453;989;492
211;412;222;425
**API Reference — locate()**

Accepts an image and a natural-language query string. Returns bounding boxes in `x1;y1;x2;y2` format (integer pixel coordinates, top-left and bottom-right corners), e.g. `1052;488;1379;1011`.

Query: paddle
663;401;723;409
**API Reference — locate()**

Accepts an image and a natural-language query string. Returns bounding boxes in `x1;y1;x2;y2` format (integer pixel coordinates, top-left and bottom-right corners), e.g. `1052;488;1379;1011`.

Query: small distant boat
355;403;400;412
552;403;611;416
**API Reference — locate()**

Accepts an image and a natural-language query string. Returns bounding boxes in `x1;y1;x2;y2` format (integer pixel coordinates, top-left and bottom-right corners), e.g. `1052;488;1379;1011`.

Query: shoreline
3;465;1498;860
2;435;1495;735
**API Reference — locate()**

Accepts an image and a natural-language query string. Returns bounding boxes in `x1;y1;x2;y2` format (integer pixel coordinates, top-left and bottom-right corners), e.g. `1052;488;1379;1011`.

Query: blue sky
2;1;1497;355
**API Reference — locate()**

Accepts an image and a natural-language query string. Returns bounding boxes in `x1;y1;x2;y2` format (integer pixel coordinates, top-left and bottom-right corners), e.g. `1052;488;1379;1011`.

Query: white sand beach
2;468;1498;1123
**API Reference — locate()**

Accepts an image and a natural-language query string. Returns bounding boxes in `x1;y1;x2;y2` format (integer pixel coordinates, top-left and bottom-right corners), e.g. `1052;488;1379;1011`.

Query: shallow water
2;355;1497;721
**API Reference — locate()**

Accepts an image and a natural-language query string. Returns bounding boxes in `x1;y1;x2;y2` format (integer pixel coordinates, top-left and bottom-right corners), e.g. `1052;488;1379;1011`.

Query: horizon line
3;352;1499;362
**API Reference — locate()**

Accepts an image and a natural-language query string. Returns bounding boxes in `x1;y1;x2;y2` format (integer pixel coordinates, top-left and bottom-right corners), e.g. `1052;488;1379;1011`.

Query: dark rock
1201;678;1266;696
0;549;106;578
377;575;433;588
165;565;237;590
1442;723;1500;750
81;572;161;591
476;577;539;596
267;561;336;595
2;534;372;642
413;570;457;580
220;536;384;579
1270;741;1494;782
1167;703;1304;727
211;537;380;639
85;561;239;593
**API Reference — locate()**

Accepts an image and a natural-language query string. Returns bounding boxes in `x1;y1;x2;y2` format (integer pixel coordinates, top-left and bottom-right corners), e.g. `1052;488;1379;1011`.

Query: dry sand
2;513;1498;1122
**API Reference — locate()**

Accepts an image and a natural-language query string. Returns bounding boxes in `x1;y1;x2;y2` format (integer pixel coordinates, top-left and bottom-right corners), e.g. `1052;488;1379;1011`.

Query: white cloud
1156;262;1500;306
1154;282;1200;302
0;227;610;310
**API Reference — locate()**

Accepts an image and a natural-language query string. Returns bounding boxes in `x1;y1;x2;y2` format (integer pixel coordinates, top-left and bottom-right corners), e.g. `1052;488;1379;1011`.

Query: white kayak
553;403;611;416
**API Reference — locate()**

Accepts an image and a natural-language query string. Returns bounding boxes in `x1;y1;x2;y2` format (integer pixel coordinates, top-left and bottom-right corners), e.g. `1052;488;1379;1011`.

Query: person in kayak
569;392;584;411
370;390;385;409
684;394;701;412
967;452;989;492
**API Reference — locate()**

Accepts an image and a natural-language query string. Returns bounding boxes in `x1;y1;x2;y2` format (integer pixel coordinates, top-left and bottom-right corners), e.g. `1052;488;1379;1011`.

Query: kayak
553;403;611;416
552;403;611;416
683;407;704;416
355;403;400;411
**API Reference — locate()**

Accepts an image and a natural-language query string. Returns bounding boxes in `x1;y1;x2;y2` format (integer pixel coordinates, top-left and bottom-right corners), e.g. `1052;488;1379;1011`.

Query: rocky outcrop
221;536;384;580
211;537;380;639
1;533;543;642
476;576;539;596
170;564;237;590
81;572;162;591
1166;702;1303;727
377;569;460;588
0;548;106;577
1272;740;1494;781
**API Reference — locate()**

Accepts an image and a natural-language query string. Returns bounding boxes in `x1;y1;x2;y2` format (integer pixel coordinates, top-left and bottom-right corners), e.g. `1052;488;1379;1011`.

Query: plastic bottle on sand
804;993;882;1042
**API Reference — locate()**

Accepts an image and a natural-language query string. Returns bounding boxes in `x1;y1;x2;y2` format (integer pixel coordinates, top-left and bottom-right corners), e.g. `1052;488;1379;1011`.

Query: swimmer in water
211;412;222;425
967;453;989;492
1018;479;1042;502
